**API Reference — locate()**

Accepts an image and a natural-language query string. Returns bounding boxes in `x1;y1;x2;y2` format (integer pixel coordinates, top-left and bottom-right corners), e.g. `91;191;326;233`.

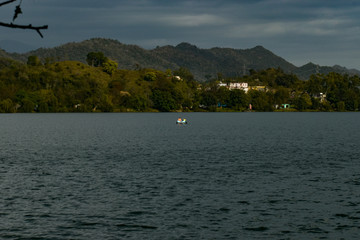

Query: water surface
1;113;360;239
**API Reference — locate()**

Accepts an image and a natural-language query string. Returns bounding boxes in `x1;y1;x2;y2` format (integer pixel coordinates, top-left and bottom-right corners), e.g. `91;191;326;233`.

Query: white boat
176;119;187;124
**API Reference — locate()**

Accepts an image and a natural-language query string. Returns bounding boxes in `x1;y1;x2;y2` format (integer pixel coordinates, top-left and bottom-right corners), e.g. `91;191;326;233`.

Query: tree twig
0;22;48;38
0;0;16;7
1;0;48;37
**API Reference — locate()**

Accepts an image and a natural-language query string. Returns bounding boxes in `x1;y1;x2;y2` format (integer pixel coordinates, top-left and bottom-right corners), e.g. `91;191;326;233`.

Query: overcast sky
1;0;360;69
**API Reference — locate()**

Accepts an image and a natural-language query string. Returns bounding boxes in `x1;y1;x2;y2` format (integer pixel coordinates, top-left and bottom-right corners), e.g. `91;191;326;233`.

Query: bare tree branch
0;0;48;37
0;22;48;38
13;3;22;21
0;0;16;7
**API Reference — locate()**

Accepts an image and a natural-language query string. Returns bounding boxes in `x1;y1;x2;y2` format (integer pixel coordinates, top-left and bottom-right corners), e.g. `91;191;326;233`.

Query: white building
229;82;248;91
218;82;227;87
218;82;249;92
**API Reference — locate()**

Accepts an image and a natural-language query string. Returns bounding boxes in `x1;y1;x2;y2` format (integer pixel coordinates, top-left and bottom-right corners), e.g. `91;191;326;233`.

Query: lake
1;112;360;239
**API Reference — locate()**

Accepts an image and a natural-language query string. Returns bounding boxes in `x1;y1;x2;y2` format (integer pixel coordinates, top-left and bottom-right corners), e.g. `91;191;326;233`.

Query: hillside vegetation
4;38;359;81
0;54;359;113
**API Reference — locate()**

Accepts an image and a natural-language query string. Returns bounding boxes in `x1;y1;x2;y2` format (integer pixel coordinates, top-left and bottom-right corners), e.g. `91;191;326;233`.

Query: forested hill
3;38;359;81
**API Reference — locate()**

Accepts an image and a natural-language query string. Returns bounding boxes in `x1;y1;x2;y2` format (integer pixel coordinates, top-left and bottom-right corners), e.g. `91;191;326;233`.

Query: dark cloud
1;0;360;68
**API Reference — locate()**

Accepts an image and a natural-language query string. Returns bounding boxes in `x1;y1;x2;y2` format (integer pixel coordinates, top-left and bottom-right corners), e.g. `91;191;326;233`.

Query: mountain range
1;38;359;81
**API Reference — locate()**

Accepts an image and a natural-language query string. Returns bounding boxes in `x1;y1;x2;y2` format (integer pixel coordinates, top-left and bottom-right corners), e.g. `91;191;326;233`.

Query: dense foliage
5;38;359;82
0;55;359;113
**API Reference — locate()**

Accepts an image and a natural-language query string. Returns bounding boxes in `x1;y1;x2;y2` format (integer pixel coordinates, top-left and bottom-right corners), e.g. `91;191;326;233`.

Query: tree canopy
0;54;359;113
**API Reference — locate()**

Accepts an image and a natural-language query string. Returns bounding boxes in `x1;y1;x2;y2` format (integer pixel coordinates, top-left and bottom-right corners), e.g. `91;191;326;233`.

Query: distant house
218;82;227;88
174;76;182;81
229;82;248;92
218;82;249;92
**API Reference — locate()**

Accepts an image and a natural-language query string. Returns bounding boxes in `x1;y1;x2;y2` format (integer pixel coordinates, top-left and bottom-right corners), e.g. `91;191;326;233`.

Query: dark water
1;112;360;239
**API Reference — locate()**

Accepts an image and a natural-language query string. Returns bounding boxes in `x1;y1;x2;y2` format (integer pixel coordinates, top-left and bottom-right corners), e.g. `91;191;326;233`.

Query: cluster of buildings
217;82;266;93
217;81;328;110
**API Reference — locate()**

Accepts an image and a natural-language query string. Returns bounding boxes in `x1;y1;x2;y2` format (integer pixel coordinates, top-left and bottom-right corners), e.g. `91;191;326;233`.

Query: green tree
36;89;59;112
200;91;217;108
27;55;42;66
337;101;346;111
86;52;107;67
311;97;321;110
306;74;324;95
98;95;114;112
0;98;14;113
275;73;297;88
151;89;176;112
294;94;312;111
228;89;249;110
15;90;37;112
248;90;273;111
274;87;289;104
216;86;230;107
124;94;149;111
22;98;35;112
144;72;157;82
173;67;194;82
102;59;118;75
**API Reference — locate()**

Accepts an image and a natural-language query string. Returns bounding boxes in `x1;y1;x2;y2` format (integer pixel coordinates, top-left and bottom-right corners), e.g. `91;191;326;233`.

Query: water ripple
1;113;360;239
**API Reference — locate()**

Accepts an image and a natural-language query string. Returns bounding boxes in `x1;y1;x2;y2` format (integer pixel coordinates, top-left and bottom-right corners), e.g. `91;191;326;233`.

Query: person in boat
183;118;187;123
177;117;182;122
